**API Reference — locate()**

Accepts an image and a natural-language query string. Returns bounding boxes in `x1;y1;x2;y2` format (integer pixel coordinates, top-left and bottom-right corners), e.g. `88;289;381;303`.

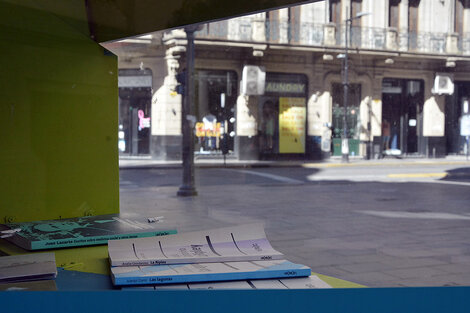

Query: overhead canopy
4;0;313;42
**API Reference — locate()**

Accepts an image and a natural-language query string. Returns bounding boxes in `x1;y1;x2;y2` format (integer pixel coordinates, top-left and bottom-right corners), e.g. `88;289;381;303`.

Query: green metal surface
0;0;119;222
332;139;360;157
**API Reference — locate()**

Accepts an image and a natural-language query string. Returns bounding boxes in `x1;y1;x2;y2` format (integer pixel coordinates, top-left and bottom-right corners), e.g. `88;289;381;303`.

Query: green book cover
0;214;177;250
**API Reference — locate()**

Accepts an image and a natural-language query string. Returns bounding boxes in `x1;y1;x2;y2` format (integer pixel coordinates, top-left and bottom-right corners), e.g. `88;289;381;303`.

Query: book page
108;223;283;266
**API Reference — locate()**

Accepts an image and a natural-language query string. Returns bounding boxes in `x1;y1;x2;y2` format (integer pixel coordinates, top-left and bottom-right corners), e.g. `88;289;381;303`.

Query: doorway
118;87;152;156
382;78;424;155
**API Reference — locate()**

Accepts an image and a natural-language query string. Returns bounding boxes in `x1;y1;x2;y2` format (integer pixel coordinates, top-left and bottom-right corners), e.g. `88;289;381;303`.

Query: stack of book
0;214;177;290
108;224;331;289
0;214;177;250
0;252;58;291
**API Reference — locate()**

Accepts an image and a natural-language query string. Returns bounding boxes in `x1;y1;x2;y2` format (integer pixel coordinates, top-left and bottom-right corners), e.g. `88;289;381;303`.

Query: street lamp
341;10;370;163
177;25;199;197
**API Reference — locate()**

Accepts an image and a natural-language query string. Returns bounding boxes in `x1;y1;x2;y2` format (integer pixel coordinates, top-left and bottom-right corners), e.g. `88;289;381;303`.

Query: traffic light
175;71;186;95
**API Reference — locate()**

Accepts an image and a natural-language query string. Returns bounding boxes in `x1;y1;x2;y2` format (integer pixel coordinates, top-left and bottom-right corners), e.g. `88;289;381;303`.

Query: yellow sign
279;97;306;153
195;122;221;137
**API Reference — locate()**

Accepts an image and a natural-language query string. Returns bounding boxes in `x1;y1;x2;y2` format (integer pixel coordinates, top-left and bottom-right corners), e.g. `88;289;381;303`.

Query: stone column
279;8;289;44
235;95;259;160
252;13;266;42
150;31;185;160
423;96;445;137
398;0;409;51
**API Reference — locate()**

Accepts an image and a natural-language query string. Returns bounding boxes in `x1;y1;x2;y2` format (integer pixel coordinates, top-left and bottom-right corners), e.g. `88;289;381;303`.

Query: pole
342;18;350;163
177;27;198;197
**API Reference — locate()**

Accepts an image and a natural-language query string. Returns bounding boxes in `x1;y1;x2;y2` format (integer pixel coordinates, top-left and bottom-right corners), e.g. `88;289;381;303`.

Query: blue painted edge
1;287;469;313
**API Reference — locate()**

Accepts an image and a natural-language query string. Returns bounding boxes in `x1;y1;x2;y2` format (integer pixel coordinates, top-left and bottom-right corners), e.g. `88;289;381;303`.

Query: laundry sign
265;82;306;94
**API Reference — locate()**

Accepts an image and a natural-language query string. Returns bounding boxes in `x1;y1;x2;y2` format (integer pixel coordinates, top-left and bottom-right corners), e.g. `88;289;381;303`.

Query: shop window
260;73;308;156
118;69;152;156
195;70;238;155
331;83;361;140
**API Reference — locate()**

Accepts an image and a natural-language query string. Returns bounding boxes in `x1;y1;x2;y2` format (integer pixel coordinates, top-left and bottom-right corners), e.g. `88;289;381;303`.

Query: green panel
332;139;360;157
0;0;119;222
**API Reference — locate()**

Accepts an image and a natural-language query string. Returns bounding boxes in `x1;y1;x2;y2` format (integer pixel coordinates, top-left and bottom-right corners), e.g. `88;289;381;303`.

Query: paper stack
0;252;58;290
108;224;326;288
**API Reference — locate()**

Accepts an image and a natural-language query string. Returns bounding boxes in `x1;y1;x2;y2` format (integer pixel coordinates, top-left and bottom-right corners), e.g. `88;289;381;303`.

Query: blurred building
105;0;470;161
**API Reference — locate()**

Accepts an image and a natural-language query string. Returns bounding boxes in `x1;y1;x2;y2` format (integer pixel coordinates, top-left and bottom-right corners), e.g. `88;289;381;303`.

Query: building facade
106;0;470;161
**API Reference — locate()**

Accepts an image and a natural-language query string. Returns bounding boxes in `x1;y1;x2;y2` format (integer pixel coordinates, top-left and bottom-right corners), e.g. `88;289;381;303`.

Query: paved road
119;162;470;287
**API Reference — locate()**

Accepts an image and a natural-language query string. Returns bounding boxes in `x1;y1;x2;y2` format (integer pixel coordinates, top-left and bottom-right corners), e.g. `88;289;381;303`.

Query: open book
111;259;311;286
0;214;177;250
108;223;284;266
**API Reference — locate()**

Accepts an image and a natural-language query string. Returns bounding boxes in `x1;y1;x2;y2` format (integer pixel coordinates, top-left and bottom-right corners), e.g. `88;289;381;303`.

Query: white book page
108;223;283;265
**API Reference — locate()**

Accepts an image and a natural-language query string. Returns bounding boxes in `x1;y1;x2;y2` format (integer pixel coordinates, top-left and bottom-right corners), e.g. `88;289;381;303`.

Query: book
0;279;57;291
250;275;332;289
108;223;284;266
0;214;177;250
111;259;311;286
121;275;331;290
0;253;57;283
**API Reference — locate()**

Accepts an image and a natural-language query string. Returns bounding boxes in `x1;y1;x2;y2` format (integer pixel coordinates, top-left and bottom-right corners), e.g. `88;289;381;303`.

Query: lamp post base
341;138;349;163
177;185;198;197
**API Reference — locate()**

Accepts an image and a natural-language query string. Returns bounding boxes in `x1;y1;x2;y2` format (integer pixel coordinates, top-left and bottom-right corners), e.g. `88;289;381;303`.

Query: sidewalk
119;155;470;169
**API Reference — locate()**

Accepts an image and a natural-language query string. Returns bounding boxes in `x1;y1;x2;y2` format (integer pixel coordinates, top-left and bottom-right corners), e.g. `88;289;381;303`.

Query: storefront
446;82;470;155
381;78;425;156
331;83;362;157
194;70;238;156
118;69;152;156
258;73;308;159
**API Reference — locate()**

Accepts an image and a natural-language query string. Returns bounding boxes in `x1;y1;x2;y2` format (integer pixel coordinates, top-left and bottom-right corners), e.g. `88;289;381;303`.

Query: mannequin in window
203;114;217;150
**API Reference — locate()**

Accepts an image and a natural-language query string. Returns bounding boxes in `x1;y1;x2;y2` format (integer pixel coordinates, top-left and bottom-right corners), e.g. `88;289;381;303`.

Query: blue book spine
112;262;311;286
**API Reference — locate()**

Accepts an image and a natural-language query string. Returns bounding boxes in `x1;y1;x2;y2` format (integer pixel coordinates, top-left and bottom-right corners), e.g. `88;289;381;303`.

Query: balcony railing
194;19;469;55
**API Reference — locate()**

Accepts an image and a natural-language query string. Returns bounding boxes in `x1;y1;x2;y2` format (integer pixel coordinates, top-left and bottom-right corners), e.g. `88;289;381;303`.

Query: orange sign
195;122;221;137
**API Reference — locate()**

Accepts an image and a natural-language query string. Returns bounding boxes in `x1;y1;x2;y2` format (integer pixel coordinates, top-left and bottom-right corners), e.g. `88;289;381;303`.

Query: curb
119;158;470;170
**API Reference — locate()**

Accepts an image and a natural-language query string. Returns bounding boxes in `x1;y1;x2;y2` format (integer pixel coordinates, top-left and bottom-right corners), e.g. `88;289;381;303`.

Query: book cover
108;223;284;266
0;253;57;283
0;214;177;250
111;259;311;286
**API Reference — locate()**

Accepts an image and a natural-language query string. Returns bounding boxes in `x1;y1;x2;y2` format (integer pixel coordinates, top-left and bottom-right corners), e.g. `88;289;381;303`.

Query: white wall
300;1;327;24
419;0;452;33
362;0;388;28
